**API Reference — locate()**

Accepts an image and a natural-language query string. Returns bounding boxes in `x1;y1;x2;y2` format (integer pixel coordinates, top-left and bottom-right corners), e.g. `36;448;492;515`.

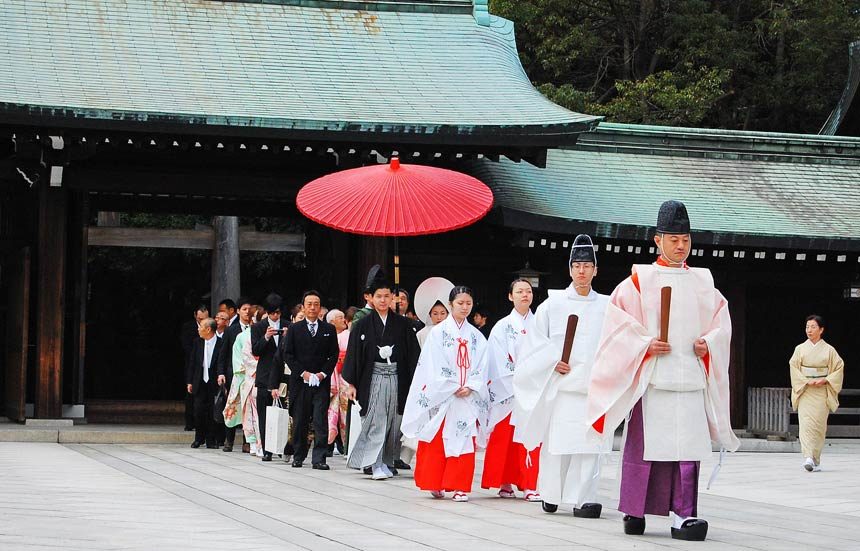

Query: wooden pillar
34;180;67;419
211;216;240;312
71;194;89;406
726;284;747;429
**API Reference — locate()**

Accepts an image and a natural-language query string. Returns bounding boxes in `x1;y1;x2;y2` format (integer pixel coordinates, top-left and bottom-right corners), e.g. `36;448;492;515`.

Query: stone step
0;422;193;444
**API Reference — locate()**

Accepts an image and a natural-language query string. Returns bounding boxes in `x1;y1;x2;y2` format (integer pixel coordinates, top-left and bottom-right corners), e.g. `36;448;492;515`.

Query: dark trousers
256;389;274;453
184;392;195;429
225;425;240;446
291;384;328;465
193;382;225;445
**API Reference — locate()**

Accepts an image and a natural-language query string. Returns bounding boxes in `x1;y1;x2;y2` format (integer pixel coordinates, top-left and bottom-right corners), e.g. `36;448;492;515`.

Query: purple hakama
618;400;699;518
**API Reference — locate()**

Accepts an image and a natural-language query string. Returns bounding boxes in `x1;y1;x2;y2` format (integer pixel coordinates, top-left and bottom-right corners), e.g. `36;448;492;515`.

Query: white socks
671;513;697;529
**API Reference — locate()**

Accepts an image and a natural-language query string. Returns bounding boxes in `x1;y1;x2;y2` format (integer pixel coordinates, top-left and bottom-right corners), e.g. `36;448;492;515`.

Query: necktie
242;325;248;332
203;345;210;383
309;322;317;337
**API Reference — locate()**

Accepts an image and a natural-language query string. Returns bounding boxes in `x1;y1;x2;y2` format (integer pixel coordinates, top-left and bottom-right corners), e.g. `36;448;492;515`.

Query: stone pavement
1;442;858;551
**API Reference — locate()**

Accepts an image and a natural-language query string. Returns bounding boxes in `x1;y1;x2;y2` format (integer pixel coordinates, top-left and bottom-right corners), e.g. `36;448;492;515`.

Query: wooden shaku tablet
660;286;672;342
561;314;579;364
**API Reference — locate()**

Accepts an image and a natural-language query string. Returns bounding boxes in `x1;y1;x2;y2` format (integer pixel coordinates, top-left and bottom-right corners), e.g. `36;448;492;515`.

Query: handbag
212;385;227;424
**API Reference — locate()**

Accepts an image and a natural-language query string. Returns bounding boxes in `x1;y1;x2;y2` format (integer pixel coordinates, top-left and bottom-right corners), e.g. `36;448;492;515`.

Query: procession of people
182;200;844;543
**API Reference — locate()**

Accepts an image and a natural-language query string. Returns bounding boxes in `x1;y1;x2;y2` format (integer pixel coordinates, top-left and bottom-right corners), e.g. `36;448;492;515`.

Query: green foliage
492;0;860;131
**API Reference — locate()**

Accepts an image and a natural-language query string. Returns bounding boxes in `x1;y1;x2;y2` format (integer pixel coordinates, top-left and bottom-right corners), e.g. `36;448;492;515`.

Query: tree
492;0;860;132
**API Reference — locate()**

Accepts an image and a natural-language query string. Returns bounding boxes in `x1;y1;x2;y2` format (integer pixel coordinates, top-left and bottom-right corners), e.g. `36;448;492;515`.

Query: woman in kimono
224;306;265;456
481;279;541;501
401;286;489;502
326;309;350;454
789;315;844;472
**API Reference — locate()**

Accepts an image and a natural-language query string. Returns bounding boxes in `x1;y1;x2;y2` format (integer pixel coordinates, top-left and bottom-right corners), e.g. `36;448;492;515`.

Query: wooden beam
35;181;66;419
87;226;305;252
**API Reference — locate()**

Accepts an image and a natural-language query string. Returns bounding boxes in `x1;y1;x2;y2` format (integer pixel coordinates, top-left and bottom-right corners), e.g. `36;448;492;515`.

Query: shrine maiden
481;279;540;501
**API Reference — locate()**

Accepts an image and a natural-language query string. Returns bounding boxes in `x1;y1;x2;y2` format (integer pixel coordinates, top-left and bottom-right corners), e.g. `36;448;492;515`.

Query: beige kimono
789;339;844;463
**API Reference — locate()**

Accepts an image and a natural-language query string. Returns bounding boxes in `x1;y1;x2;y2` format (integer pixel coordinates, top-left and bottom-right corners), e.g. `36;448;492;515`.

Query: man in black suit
283;290;339;469
186;318;224;448
180;304;209;431
218;298;239;327
217;296;254;452
251;293;285;462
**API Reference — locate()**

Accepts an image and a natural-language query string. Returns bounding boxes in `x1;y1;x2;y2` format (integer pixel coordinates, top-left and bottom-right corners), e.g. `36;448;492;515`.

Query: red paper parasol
296;158;493;237
296;158;493;306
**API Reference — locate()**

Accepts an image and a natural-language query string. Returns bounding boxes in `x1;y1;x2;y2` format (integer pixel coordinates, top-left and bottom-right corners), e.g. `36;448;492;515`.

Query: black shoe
222;445;233;452
242;443;250;454
184;426;195;432
190;441;202;449
542;501;558;513
292;460;304;468
262;453;273;462
387;466;398;476
312;463;330;470
671;519;708;541
623;515;646;535
206;443;218;449
393;459;411;470
573;503;602;519
216;441;224;448
364;466;373;475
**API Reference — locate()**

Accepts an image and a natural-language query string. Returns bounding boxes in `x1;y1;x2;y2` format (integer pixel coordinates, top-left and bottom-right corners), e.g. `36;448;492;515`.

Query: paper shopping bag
264;400;291;454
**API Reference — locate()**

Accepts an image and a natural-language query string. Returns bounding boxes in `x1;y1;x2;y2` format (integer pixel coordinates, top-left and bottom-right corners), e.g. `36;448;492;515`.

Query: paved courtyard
1;441;858;550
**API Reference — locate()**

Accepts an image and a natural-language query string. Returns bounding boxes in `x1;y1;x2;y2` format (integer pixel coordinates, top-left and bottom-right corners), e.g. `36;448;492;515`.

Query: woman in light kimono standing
789;315;844;472
401;286;489;502
224;306;265;456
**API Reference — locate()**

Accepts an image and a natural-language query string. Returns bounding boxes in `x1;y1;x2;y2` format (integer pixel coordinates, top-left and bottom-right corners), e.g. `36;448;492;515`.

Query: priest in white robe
512;234;612;518
586;201;739;542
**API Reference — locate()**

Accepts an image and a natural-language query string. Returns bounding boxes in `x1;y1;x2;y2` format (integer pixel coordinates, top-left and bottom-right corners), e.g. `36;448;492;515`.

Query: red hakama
480;413;540;490
414;423;476;493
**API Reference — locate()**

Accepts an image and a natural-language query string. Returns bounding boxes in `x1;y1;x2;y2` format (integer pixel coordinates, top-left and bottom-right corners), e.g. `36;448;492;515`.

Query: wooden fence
747;387;860;438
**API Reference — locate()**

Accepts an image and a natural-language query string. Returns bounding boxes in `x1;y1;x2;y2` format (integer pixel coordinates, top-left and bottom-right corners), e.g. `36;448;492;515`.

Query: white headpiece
414;277;455;327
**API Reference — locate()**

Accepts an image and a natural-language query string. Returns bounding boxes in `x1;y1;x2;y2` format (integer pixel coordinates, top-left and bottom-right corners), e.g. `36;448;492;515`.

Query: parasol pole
391;156;401;315
393;236;401;314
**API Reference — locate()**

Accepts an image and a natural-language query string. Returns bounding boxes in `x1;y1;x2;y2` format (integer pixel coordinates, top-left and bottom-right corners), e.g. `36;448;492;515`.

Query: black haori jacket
342;310;420;416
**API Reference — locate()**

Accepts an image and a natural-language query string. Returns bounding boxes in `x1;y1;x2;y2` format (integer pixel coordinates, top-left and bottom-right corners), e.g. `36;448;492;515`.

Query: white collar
229;314;238;325
565;285;595;301
204;335;217;345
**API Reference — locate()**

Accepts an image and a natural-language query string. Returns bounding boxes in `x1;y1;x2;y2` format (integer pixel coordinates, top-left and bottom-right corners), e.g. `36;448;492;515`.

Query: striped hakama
347;362;400;469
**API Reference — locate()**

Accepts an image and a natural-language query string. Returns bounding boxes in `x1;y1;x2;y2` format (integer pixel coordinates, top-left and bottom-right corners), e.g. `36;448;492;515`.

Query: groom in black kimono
343;266;420;480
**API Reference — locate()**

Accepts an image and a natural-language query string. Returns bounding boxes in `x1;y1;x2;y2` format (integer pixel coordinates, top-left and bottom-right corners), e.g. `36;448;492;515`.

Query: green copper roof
0;0;598;144
472;122;860;249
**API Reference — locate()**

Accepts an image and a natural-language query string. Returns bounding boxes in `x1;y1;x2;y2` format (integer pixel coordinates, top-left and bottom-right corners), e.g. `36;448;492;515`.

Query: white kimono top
484;308;534;440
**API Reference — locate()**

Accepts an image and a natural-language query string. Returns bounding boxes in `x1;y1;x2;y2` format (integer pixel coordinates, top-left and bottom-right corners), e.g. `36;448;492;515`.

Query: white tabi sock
672;512;695;529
